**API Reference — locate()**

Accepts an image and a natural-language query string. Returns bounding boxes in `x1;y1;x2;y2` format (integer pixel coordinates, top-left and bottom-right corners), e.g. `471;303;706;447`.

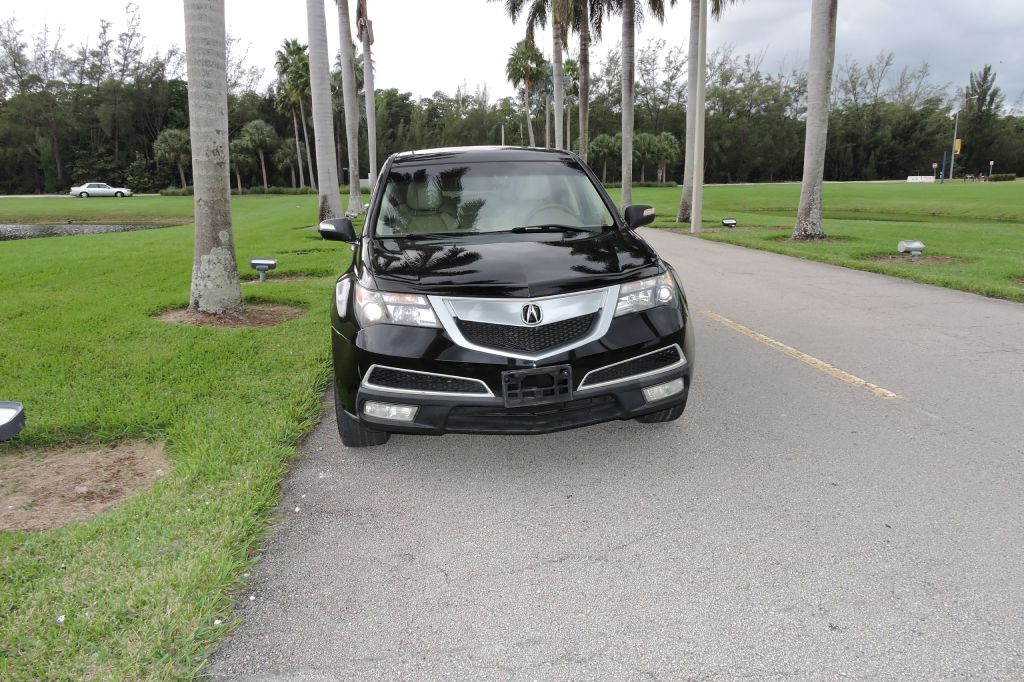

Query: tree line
1;6;1021;199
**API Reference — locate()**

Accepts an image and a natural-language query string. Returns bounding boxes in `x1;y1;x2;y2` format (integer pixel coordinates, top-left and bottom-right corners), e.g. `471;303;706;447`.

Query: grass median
1;195;353;679
612;180;1024;303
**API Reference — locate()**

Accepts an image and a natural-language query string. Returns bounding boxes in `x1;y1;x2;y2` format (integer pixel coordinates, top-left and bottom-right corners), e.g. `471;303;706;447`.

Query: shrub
989;173;1016;182
159;186;193;196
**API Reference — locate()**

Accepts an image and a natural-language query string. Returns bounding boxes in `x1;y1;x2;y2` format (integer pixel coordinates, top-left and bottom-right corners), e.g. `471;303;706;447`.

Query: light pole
949;95;977;180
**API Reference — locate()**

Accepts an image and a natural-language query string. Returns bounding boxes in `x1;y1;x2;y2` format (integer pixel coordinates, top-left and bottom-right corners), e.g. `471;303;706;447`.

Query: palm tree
307;0;343;220
792;0;838;240
505;40;544;147
275;39;310;189
183;0;242;314
634;132;659;182
569;0;607;163
356;0;378;190
655;131;679;183
229;137;253;194
491;0;569;150
274;142;298;188
153;128;191;188
240;120;278;193
618;0;677;208
564;58;579;151
588;132;620;183
335;0;363;214
677;0;738;226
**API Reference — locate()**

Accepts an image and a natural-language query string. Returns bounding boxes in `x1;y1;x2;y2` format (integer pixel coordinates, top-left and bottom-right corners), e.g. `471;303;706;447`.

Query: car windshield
374;160;616;237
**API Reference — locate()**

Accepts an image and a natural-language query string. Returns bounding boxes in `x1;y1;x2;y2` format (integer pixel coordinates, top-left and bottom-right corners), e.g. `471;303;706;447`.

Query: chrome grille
579;345;685;390
455;313;597;353
364;366;491;395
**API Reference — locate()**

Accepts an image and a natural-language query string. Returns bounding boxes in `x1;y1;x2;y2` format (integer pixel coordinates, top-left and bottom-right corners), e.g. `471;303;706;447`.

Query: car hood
364;229;662;298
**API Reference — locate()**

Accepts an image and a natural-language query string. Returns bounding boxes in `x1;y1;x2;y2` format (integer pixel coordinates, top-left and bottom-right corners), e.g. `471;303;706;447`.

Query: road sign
954;139;962;154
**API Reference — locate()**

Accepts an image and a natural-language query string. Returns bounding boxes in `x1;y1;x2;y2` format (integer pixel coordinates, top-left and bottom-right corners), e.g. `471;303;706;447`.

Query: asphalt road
207;228;1024;680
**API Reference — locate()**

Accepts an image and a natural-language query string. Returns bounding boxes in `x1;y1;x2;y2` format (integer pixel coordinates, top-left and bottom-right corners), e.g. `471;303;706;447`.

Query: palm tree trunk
620;0;635;207
258;149;268;192
552;12;565;149
690;0;708;233
545;95;551;148
292;107;306;187
183;0;242;314
677;0;700;222
290;164;296;188
299;98;317;190
793;0;838;240
525;85;536;147
336;0;362;214
177;162;187;189
602;159;607;183
566;103;571;153
360;30;378;191
235;168;242;194
307;0;343;220
578;18;591;162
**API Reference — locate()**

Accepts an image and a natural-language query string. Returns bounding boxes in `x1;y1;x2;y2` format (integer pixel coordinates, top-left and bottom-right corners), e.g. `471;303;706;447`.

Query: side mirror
319;217;357;243
623;205;656;229
0;401;25;442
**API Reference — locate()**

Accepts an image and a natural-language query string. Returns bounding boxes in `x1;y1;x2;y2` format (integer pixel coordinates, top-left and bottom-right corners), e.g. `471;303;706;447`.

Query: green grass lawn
1;195;350;679
1;180;1021;678
608;180;1024;302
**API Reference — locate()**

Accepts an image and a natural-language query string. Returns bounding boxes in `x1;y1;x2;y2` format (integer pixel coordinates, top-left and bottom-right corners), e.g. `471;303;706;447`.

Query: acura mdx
319;146;694;447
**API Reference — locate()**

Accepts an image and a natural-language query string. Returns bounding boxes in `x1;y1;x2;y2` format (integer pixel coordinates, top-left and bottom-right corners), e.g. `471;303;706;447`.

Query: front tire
635;400;686;423
115;191;124;197
335;396;390;447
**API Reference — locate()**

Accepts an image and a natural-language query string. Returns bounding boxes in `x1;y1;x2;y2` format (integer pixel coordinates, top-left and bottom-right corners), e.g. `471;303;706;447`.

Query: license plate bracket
502;365;573;407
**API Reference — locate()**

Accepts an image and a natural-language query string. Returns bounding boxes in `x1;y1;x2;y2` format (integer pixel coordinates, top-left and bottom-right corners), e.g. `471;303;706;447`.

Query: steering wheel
523;203;578;225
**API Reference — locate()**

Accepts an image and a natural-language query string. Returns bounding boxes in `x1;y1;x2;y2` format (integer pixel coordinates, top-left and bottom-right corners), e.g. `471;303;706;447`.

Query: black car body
321;146;694;447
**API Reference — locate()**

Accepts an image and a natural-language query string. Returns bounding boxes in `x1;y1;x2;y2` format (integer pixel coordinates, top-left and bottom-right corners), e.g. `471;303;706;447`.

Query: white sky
7;0;1024;105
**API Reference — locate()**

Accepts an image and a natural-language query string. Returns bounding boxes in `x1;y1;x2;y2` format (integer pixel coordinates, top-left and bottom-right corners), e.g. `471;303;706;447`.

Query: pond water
0;223;168;240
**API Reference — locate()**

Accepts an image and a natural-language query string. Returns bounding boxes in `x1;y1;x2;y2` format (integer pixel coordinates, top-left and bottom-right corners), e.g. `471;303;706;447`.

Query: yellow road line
702;310;902;400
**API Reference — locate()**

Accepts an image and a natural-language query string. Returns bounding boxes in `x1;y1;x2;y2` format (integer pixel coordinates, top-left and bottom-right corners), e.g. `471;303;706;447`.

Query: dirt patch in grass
155;302;304;328
1013;277;1024;288
0;441;169;532
864;254;972;265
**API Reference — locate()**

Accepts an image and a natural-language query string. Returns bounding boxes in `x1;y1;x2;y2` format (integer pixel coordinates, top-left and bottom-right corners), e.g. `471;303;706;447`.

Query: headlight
351;282;439;328
614;272;677;317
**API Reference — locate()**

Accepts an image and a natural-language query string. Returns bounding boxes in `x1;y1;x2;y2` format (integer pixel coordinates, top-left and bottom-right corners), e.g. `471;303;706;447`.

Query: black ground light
250;258;278;282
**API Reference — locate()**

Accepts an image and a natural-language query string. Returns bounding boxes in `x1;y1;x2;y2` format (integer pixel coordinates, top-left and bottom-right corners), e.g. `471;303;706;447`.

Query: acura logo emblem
522;303;543;325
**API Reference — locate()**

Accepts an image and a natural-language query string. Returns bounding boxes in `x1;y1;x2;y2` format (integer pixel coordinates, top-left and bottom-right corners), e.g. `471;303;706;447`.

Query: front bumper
332;305;694;436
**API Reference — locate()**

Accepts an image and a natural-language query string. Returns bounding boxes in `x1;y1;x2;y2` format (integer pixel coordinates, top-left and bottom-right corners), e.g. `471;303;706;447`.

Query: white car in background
69;182;133;198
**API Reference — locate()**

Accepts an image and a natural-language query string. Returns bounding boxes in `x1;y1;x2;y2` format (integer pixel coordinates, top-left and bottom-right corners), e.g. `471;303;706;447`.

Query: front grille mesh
367;366;489;394
581;346;682;388
456;313;597;353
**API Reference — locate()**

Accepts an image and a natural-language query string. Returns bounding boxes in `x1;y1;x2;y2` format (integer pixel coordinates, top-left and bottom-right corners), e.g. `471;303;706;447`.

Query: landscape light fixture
249;258;277;282
898;240;926;262
0;401;25;442
721;218;737;228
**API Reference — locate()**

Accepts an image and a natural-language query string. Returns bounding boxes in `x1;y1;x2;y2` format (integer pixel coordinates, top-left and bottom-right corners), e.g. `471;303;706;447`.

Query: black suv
319;146;694;447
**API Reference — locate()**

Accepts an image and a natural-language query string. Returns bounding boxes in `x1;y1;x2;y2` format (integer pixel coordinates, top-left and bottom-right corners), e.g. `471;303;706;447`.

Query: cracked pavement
207;229;1024;680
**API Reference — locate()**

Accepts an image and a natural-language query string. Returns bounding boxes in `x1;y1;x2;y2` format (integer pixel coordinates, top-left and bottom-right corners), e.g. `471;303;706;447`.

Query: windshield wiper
379;232;474;240
509;224;597;234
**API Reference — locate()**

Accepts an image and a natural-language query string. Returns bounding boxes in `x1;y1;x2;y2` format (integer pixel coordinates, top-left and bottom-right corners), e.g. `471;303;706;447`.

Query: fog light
363;401;418;422
642;378;684;403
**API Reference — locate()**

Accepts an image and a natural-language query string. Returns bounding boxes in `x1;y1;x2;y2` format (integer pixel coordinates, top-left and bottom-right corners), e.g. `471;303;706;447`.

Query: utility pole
949;110;960;181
